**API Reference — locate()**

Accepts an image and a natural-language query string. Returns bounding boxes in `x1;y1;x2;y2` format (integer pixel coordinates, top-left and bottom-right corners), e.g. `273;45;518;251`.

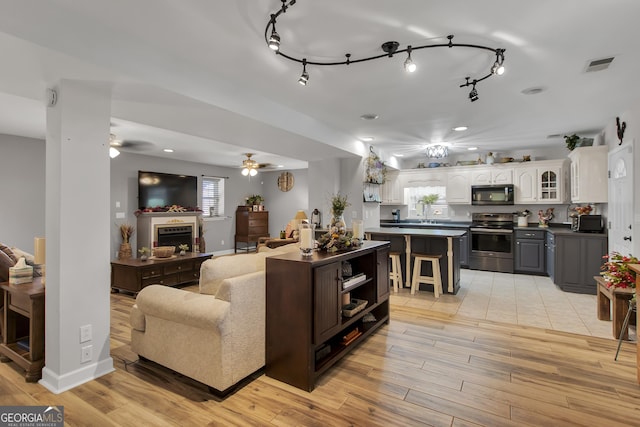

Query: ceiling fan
240;153;272;176
109;133;154;158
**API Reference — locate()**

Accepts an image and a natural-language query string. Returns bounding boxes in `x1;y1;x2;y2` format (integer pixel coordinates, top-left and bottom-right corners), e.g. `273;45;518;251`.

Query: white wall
0;134;46;250
262;169;309;236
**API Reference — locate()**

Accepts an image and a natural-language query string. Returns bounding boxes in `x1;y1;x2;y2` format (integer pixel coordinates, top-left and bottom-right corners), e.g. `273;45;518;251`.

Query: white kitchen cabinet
446;170;471;204
403;169;446;187
471;166;513;185
380;171;404;205
569;146;608;203
514;160;567;204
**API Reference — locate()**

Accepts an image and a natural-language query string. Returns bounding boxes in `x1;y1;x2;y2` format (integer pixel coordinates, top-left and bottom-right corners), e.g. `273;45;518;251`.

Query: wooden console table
0;277;45;382
265;241;390;391
111;252;212;294
595;276;635;340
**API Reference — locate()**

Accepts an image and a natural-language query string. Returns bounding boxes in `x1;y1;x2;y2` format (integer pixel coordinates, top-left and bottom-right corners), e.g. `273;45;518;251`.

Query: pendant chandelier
265;0;506;101
426;145;448;159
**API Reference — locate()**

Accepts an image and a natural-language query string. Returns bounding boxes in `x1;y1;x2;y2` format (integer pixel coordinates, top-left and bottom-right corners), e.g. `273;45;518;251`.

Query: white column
40;80;114;393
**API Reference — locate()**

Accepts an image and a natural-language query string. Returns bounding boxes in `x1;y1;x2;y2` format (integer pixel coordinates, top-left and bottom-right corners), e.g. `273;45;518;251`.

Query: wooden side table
595;276;635;340
0;277;45;382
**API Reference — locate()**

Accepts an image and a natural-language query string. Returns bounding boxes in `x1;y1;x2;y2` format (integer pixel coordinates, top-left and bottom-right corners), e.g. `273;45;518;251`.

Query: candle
300;228;313;249
352;220;364;240
34;237;46;264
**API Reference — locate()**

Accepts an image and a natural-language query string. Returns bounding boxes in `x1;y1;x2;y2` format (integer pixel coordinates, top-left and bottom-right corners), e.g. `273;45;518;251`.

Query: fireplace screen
156;225;193;251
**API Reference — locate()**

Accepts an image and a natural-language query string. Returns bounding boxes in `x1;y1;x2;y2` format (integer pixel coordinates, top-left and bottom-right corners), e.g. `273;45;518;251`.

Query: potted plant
419;194;439;223
246;194;264;211
138;247;151;261
564;134;580;151
178;244;189;255
600;252;639;289
117;223;135;260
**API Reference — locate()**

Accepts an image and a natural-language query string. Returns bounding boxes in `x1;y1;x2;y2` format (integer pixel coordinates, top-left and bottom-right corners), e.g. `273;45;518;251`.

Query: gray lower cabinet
459;231;469;268
553;233;607;294
514;229;546;274
545;232;555;281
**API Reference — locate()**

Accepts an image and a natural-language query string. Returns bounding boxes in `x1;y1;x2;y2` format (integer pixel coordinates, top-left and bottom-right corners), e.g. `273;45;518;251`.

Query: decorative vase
140;254;148;261
118;243;132;260
179;250;186;256
199;236;206;253
329;211;347;236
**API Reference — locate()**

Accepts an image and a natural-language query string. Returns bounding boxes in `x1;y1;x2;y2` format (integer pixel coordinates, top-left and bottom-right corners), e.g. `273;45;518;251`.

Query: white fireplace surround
136;212;201;253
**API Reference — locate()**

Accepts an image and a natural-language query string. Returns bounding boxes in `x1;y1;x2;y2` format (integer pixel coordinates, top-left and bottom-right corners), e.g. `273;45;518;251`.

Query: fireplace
136;212;201;255
156;225;193;252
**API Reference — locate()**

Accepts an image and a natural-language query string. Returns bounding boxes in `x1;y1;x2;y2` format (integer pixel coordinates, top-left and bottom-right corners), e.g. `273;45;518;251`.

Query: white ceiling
0;1;639;169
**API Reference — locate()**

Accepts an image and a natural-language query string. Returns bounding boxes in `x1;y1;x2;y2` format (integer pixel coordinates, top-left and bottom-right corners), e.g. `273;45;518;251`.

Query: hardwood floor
1;290;640;426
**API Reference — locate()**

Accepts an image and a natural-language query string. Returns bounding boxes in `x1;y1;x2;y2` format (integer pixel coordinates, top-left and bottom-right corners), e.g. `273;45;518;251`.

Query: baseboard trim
39;357;114;394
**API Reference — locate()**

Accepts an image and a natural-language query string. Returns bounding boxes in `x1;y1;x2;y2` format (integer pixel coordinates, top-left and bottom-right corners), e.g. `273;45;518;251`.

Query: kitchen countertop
380;221;471;228
366;227;468;238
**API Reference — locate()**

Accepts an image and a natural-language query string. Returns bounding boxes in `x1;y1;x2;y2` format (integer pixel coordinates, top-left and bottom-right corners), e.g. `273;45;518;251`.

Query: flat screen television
138;171;198;210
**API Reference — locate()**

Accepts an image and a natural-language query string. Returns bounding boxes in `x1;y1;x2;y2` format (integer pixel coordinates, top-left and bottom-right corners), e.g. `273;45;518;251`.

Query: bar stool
389;251;403;293
410;253;443;298
615;299;637;361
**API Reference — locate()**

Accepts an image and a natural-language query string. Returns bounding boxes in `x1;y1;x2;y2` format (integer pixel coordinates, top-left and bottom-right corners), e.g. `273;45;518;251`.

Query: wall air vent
585;57;614;72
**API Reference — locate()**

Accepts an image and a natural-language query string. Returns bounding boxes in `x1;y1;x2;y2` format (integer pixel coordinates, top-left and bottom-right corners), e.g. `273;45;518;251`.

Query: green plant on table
420;194;439;205
330;192;350;217
138;247;150;256
178;244;189;252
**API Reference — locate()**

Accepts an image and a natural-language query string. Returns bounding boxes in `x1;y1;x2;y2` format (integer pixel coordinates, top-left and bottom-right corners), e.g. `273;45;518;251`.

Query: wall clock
277;171;294;192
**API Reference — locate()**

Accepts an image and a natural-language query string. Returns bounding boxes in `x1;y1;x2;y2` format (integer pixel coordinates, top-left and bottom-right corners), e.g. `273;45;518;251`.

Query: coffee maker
392;209;400;222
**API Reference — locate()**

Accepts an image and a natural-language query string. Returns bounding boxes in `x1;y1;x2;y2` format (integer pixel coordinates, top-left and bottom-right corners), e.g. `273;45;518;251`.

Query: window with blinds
202;176;225;217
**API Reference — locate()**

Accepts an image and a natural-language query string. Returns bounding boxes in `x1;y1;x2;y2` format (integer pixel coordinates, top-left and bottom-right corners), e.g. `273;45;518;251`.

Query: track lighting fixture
491;48;506;75
268;14;280;51
298;58;309;85
404;46;416;73
265;1;506;100
462;78;479;102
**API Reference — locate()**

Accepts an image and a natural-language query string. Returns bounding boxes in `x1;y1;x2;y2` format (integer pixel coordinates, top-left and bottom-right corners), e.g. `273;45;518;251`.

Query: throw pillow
0;243;18;263
0;249;15;282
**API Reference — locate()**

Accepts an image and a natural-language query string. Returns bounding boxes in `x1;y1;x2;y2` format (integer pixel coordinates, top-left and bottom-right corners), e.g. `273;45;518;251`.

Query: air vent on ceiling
585;57;614;72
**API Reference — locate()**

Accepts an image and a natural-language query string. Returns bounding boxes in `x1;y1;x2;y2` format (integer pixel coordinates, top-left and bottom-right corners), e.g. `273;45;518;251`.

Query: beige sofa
130;243;298;395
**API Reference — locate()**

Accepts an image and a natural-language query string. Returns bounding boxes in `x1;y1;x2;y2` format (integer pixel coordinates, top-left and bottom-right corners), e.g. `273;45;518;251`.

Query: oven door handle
470;228;513;234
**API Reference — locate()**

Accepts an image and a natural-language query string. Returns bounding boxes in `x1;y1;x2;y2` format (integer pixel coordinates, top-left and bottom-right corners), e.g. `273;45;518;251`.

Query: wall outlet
81;345;92;363
80;324;92;343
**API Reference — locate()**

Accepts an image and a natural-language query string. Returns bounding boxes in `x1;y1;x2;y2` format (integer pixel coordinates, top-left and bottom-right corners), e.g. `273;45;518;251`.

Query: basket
153;246;175;258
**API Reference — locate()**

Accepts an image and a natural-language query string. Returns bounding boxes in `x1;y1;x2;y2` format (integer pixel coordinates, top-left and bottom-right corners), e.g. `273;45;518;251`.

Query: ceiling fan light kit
265;0;506;101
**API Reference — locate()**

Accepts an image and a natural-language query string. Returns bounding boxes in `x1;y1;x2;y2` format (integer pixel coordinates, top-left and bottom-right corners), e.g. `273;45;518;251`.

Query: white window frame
202;176;225;219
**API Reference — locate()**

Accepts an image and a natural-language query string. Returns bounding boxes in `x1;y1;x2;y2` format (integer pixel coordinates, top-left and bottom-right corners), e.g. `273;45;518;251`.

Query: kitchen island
365;227;467;294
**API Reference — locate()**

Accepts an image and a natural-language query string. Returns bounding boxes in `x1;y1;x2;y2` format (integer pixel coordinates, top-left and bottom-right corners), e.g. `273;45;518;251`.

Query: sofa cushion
0;243;18;264
0;249;16;282
11;247;34;264
199;252;272;296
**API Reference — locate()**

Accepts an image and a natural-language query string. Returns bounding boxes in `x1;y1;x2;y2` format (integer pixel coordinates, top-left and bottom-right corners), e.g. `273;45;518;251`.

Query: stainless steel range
469;212;514;273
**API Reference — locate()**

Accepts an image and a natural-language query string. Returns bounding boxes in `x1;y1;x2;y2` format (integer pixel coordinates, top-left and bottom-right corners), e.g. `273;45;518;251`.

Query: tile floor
390;268;635;341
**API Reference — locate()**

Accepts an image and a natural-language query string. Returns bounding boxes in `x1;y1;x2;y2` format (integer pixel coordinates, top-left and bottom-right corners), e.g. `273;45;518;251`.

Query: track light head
469;87;479;102
298;58;309;85
268;30;280;51
404;46;416;72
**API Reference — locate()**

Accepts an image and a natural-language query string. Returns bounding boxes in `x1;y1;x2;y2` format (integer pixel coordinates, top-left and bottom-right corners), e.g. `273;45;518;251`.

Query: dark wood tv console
265;241;390;391
110;252;212;294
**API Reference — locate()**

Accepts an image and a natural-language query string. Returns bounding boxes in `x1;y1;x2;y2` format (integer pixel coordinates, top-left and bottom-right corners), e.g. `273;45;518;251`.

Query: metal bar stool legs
615;299;636;361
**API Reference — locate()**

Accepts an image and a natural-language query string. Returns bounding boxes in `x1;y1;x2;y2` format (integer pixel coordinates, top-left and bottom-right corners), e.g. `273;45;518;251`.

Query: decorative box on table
9;257;33;284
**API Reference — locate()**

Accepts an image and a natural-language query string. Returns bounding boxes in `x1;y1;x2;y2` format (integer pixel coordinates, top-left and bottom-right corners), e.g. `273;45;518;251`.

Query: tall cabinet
569;146;608;203
265;241;390;391
234;206;269;252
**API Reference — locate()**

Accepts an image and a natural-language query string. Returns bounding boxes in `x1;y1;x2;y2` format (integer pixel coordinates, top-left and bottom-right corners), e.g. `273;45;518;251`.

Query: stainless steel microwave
471;184;515;205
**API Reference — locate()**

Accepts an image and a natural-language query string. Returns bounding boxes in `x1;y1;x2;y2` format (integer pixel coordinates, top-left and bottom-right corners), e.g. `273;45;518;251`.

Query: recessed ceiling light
360;114;379;121
467;147;478;151
453;126;468;132
163;148;174;153
277;165;284;168
360;136;374;142
392;153;404;157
